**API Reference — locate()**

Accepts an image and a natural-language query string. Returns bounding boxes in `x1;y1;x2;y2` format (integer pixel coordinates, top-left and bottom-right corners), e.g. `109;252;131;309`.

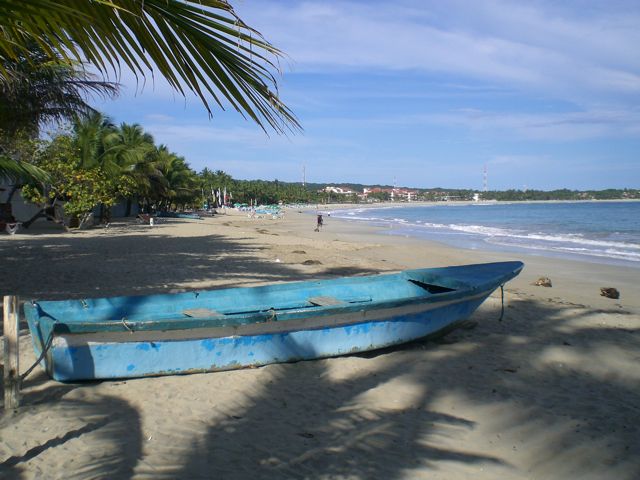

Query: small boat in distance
24;261;523;381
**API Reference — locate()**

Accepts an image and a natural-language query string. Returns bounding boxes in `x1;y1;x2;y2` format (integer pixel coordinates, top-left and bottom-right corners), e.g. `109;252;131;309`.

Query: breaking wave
329;205;640;265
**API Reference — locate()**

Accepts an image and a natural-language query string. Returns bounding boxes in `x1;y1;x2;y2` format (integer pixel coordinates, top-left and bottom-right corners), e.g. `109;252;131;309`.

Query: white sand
1;209;639;479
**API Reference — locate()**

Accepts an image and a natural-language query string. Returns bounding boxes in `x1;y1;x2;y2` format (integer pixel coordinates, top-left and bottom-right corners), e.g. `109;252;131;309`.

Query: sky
94;0;640;191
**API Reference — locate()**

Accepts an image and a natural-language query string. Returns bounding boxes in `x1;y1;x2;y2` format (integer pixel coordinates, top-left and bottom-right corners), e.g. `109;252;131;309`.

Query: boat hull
47;293;488;381
24;261;523;381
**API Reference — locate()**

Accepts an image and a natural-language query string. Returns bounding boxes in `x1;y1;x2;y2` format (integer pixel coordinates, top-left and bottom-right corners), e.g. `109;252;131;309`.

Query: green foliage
0;41;118;139
479;189;639;201
228;178;316;205
367;191;391;202
14;115;639;227
0;131;50;182
21;134;135;219
0;41;117;184
0;0;299;134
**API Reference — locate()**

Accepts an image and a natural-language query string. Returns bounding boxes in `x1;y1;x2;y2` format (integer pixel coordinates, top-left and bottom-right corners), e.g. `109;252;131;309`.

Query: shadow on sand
0;221;382;301
1;224;639;478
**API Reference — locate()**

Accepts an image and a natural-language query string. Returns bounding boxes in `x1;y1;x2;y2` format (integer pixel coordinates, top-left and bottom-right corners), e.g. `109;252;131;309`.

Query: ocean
324;201;640;268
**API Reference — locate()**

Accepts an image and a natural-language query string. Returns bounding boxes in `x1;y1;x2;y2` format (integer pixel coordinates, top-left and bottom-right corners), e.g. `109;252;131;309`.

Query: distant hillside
289;181;640;201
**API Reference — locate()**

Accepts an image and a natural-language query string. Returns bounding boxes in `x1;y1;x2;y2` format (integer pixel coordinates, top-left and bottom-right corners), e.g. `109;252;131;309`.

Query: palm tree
114;124;155;171
72;112;117;171
153;146;198;210
199;167;217;207
0;0;300;134
0;42;118;139
0;43;118;182
72;115;167;218
0;155;50;183
110;123;158;215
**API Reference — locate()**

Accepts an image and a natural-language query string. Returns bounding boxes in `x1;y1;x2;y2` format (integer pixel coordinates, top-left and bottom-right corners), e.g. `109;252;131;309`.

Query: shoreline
285;209;639;310
308;201;640;271
1;210;639;479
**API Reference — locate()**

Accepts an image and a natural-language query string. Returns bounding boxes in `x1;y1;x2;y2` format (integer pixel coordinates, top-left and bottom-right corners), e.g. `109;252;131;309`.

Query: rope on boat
498;285;505;322
121;317;134;333
20;300;56;381
20;331;54;382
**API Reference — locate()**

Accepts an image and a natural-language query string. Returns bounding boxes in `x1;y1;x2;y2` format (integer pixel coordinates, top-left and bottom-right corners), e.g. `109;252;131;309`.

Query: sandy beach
1;208;639;479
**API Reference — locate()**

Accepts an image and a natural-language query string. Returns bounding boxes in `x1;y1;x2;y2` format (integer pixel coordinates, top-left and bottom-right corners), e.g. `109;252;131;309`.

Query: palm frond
0;42;119;136
0;0;301;134
0;156;50;183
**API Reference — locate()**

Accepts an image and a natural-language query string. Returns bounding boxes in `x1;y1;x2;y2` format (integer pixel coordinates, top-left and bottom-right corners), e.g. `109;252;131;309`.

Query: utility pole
483;164;488;192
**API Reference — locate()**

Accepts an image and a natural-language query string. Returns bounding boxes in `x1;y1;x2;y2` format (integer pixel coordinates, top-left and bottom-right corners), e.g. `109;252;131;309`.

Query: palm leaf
0;43;119;136
0;155;50;183
0;0;301;134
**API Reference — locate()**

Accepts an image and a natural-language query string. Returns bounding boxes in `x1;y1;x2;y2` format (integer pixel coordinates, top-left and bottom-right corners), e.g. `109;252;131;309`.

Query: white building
324;186;355;195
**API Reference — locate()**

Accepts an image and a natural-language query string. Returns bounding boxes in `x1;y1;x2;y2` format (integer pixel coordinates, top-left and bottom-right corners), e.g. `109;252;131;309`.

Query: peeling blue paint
26;262;523;381
201;339;216;351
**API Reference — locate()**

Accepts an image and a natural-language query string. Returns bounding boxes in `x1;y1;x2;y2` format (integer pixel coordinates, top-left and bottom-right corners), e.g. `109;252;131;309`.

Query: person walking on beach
315;213;323;232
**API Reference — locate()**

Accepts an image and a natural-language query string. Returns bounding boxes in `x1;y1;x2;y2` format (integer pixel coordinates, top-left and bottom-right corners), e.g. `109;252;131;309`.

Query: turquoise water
326;201;640;268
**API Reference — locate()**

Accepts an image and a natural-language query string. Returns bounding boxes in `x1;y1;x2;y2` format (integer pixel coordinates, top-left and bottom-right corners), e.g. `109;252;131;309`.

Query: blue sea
325;201;640;268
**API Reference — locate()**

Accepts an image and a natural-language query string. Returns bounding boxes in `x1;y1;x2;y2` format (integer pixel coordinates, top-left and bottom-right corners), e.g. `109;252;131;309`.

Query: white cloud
145;113;174;123
303;107;640;142
98;0;640;144
88;1;640;189
417;109;640;141
144;123;314;151
239;0;640;105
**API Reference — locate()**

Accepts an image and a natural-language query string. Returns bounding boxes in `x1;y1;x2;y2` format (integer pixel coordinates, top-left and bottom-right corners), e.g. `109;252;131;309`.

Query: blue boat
24;261;523;381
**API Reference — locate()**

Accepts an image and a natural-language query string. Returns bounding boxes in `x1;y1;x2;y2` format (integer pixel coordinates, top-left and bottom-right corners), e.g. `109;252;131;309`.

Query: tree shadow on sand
0;223;384;479
165;295;640;479
2;224;639;478
168;356;508;480
0;394;142;480
0;225;382;301
2;295;638;479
